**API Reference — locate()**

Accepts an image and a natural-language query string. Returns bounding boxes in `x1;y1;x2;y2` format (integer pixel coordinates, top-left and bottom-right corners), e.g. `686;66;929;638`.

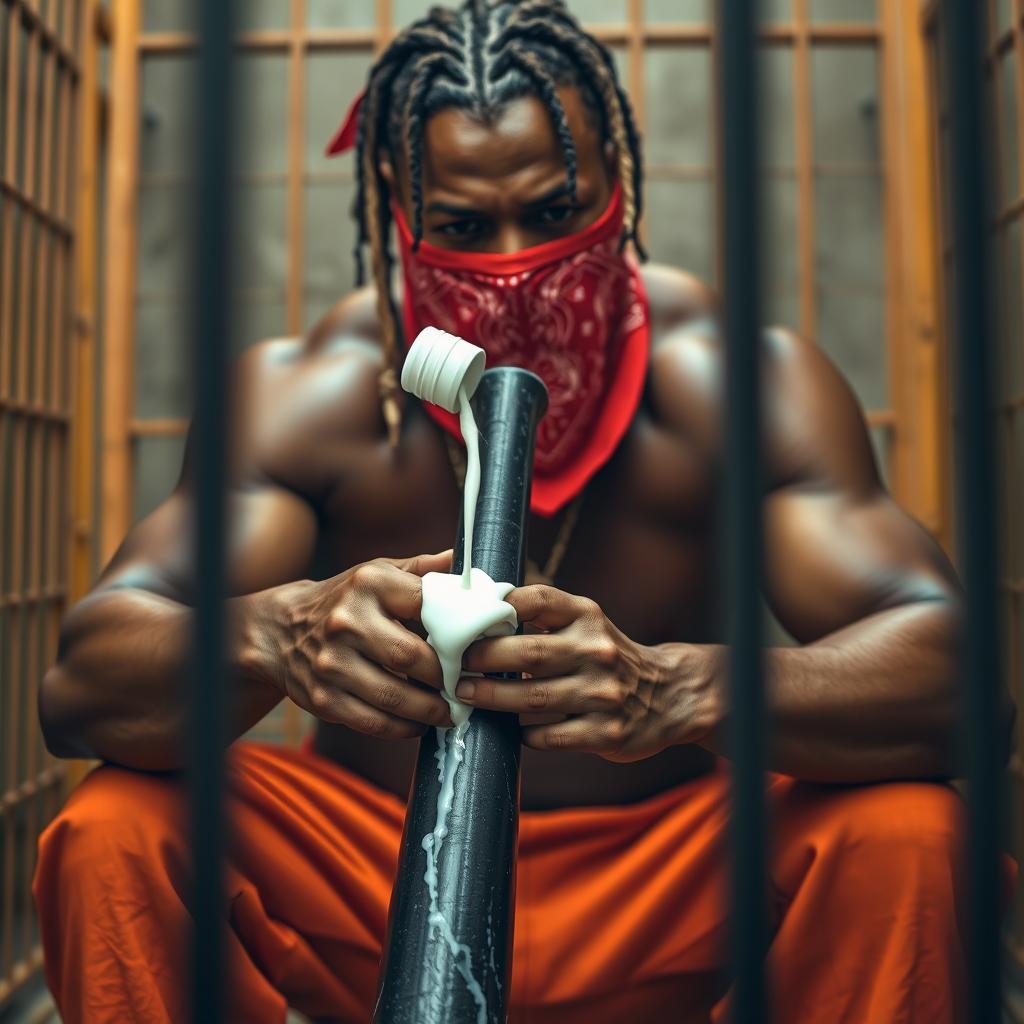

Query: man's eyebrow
422;181;576;217
424;200;487;217
523;181;574;207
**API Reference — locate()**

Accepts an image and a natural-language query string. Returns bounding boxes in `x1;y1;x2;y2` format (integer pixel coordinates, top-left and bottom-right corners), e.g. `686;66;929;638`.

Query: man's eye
534;205;578;226
436;220;484;238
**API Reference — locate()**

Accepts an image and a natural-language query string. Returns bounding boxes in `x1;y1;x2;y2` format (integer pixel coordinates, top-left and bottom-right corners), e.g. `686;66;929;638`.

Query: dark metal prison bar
375;368;548;1024
941;3;1004;1021
716;1;767;1021
189;0;237;1021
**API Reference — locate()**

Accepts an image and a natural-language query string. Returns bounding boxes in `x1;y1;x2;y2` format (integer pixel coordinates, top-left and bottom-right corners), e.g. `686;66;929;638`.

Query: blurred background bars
940;1;1004;1020
717;1;767;1021
187;0;235;1021
3;0;1024;1018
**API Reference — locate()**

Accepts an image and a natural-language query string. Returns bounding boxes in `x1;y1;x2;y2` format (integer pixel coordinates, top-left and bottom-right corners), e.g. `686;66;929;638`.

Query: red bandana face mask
394;182;650;517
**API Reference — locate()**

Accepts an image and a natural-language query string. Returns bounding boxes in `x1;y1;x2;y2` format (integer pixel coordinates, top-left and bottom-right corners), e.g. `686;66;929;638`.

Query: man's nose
491;222;531;254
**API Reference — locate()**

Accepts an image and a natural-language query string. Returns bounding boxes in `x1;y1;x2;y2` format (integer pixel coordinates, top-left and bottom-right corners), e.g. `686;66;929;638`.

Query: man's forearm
690;599;976;783
40;587;283;771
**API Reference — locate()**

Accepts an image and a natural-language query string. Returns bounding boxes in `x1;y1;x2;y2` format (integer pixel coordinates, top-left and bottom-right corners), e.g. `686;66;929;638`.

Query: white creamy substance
417;385;517;1022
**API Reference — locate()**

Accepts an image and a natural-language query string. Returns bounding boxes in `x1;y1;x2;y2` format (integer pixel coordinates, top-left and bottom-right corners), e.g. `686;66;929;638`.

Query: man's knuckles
589;635;620;669
349;560;390;591
307;683;339;718
525;682;550;709
509;584;557;617
326;603;358;636
465;635;551;674
312;648;339;678
382;634;423;674
585;680;626;711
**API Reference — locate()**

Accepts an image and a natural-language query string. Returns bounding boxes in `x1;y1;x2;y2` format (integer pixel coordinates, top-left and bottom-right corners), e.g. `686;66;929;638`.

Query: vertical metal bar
189;0;235;1020
792;0;817;343
284;0;304;749
716;1;766;1021
940;3;1003;1022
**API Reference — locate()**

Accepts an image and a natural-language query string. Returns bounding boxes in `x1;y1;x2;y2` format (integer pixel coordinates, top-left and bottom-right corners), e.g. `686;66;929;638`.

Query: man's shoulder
639;266;850;471
248;285;386;420
233;288;388;494
307;286;384;350
640;263;721;453
640;262;718;340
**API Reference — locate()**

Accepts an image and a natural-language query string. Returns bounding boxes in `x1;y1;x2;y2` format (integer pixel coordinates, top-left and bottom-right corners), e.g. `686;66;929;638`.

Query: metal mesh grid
0;0;81;1004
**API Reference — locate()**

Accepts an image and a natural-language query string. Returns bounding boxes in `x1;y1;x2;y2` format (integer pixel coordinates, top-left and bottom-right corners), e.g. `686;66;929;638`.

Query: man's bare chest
307;403;720;646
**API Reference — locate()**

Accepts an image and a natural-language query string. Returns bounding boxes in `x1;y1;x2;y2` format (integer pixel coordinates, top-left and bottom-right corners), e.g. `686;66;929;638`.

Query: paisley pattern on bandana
394;181;651;515
401;239;644;473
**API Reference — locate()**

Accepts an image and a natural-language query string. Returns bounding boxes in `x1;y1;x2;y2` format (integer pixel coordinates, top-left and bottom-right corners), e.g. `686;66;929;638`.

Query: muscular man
34;2;1015;1021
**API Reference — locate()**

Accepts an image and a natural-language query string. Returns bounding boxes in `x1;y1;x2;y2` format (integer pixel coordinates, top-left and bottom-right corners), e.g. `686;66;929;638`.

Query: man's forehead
417;86;601;191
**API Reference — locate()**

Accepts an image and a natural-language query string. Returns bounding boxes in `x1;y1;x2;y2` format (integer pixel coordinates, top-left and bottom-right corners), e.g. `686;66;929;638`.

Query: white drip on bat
418;385;517;1023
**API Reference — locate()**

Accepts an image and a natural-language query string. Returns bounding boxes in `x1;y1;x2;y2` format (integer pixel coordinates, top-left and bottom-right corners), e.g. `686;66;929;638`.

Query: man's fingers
505;585;596;631
301;688;431;738
354;553;450;621
350;615;443;688
463;632;579;677
386;550;453;577
520;713;626;754
455;675;623;716
318;651;451;727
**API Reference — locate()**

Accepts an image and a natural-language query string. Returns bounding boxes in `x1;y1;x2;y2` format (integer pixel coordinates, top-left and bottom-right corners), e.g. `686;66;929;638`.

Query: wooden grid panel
128;9;892;427
0;0;82;1006
921;0;1024;975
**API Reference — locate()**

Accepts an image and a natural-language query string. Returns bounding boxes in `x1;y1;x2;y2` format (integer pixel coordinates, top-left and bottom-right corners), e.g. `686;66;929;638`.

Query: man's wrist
654;641;726;750
229;582;305;697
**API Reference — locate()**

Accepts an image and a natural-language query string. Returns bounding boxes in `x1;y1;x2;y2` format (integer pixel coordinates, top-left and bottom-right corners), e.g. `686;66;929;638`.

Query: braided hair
352;0;645;445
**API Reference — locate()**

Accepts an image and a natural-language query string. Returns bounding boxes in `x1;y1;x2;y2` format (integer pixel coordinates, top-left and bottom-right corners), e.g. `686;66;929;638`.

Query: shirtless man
33;1;1015;1022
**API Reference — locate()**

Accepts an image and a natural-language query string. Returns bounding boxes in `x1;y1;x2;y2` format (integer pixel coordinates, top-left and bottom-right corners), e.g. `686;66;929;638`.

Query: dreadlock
352;0;646;447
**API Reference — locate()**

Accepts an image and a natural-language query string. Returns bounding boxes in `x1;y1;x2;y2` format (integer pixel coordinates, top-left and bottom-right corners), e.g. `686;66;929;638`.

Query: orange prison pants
33;742;1015;1024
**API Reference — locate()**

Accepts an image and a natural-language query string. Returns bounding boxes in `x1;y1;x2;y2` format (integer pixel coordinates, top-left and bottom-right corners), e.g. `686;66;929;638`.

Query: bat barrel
374;367;548;1024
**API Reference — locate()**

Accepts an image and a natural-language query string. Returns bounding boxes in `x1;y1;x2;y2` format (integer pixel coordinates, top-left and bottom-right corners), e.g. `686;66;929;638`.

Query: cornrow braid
352;0;646;447
404;52;469;247
492;16;645;255
490;45;578;203
353;16;468;441
351;20;466;283
498;0;646;252
468;0;490;98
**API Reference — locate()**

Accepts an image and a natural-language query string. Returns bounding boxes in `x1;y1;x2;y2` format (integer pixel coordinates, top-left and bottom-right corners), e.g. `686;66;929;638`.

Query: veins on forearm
688;598;964;782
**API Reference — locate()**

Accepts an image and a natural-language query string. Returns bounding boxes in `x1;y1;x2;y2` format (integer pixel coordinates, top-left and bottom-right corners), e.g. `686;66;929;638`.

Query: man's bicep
94;475;319;605
762;329;959;643
94;339;322;604
763;486;958;643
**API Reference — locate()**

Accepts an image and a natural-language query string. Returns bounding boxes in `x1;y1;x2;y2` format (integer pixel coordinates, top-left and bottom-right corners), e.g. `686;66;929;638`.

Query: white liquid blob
417;386;517;1022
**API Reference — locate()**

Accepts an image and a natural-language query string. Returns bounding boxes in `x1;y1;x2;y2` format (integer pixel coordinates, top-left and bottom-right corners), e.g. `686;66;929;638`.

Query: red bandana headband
325;90;365;156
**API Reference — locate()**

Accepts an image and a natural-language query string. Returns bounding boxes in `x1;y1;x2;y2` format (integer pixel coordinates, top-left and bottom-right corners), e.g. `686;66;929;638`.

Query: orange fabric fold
33;742;1016;1024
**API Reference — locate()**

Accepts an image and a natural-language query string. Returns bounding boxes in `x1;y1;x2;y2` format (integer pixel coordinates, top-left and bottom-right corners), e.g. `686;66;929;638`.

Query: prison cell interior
1;0;1023;1017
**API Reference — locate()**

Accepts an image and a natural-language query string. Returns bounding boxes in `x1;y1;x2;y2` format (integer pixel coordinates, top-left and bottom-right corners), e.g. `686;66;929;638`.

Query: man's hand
455;585;722;761
241;551;454;738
